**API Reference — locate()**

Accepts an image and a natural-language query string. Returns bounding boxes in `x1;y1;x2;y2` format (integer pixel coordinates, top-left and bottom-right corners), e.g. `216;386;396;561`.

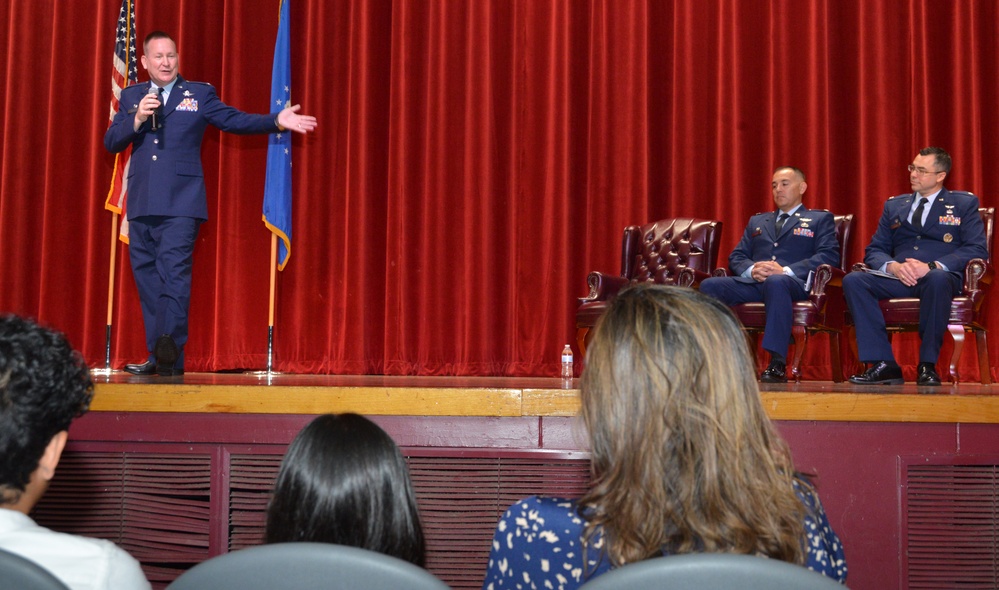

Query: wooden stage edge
89;371;999;423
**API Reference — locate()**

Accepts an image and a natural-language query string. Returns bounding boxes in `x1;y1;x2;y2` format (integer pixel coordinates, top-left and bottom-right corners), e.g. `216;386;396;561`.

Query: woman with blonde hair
482;284;846;589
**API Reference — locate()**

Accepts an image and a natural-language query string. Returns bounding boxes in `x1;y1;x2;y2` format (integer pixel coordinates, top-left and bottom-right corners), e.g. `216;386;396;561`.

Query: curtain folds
1;0;996;379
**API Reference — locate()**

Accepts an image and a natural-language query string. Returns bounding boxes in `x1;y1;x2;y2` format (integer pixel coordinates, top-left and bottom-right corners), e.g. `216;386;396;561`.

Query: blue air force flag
262;0;293;270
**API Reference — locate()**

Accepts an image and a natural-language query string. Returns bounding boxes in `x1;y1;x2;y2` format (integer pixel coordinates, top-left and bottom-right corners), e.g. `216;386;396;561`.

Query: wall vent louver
903;461;999;589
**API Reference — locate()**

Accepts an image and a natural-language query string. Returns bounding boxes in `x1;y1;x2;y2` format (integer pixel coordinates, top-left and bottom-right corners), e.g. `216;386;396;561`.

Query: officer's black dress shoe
916;362;942;386
849;361;904;385
760;360;788;383
123;361;156;375
154;334;182;376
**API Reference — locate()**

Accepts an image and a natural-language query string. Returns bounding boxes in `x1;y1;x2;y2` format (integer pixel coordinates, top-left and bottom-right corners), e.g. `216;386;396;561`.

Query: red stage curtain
1;0;997;379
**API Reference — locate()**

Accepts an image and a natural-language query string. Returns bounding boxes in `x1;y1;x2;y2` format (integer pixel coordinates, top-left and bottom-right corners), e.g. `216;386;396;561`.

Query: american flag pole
102;210;118;374
96;0;138;376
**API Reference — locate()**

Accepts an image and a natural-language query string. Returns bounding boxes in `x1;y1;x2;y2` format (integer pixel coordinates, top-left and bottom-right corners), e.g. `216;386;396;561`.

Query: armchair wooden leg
946;324;965;384
846;325;862;377
975;328;991;385
831;331;844;383
743;332;759;369
790;326;807;383
576;327;589;359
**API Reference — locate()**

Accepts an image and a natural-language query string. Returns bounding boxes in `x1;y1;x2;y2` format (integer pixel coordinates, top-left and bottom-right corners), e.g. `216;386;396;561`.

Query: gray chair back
0;548;71;590
577;553;846;590
166;542;449;590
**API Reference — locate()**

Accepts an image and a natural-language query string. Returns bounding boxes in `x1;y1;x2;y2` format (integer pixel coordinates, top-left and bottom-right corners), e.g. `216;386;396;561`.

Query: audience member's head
265;413;426;566
578;284;806;566
0;315;93;511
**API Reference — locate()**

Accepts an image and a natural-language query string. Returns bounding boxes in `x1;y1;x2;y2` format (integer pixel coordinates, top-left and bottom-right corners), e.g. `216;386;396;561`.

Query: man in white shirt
0;315;150;590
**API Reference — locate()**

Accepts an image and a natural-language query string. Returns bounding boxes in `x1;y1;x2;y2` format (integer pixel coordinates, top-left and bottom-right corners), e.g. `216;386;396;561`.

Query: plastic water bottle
561;344;573;384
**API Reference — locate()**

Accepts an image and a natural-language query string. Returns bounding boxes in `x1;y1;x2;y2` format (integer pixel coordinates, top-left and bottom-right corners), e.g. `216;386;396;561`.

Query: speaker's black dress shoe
123;361;156;375
849;361;904;385
154;334;182;376
760;360;788;383
916;362;942;386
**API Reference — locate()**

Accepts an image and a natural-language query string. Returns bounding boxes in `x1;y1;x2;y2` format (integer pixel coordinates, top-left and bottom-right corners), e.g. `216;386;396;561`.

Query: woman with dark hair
265;413;426;566
482;284;847;589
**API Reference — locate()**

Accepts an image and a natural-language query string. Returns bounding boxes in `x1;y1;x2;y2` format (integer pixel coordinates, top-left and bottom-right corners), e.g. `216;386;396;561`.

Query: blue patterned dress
482;483;847;589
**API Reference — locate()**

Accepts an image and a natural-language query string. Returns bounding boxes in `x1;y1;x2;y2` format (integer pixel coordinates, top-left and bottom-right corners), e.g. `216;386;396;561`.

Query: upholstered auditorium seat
575;217;723;354
0;548;70;590
849;205;994;384
714;212;853;382
576;553;846;590
166;543;449;590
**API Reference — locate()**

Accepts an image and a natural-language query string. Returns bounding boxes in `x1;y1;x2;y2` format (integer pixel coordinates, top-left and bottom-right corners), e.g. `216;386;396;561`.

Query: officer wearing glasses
844;147;988;386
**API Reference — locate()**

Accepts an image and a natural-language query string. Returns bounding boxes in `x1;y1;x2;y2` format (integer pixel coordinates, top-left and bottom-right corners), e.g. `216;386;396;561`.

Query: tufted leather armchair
848;205;994;384
575;217;723;355
712;212;853;382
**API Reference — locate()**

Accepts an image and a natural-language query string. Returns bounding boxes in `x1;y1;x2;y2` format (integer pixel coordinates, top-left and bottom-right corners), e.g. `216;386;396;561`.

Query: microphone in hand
147;86;162;131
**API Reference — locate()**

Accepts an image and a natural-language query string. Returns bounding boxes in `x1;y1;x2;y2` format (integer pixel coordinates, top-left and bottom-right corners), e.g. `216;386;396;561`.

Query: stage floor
89;371;999;423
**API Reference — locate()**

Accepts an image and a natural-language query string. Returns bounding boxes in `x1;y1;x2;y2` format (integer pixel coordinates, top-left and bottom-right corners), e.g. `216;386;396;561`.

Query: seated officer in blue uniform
105;31;317;376
700;167;839;383
844;147;988;386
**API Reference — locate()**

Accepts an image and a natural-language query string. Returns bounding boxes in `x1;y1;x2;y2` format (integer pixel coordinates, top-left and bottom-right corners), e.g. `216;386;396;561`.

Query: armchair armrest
809;264;844;296
677;267;714;288
963;258;992;307
964;257;992;290
711;267;729;277
805;264;843;317
578;271;630;304
850;262;870;272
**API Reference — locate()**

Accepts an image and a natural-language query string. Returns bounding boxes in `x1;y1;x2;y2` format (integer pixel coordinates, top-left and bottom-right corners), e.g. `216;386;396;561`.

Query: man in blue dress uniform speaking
105;31;316;376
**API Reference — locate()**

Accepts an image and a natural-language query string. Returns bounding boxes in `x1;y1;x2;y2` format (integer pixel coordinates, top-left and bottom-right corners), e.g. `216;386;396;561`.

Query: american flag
105;0;137;242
